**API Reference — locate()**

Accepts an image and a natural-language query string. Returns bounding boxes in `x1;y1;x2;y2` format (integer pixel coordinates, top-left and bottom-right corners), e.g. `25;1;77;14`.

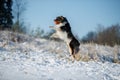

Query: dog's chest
56;30;71;43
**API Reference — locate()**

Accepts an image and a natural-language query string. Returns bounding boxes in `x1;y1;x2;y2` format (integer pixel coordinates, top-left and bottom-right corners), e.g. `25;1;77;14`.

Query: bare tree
12;0;27;33
13;0;26;23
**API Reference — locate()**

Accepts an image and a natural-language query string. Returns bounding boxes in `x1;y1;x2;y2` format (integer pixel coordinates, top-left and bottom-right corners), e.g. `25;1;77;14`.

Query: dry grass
79;43;120;63
113;45;120;63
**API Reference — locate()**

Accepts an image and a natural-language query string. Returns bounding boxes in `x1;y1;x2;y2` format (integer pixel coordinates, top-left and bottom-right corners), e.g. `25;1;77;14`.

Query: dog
50;16;81;61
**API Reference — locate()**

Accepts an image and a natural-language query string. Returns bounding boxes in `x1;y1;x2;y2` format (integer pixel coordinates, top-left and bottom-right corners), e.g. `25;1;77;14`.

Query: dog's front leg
49;26;59;38
50;33;59;38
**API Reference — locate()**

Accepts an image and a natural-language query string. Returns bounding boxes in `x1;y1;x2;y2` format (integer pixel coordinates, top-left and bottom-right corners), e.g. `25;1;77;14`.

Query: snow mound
0;31;120;80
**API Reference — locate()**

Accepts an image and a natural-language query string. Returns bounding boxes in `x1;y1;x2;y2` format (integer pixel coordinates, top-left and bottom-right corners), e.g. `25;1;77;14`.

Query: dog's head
54;16;68;25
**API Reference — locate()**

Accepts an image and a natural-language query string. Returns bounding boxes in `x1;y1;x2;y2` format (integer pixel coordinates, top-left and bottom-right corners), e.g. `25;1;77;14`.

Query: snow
0;31;120;80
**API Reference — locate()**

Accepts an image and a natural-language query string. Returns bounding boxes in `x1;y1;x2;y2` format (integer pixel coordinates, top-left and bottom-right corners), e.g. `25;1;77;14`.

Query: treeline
0;0;27;33
81;24;120;46
0;0;52;38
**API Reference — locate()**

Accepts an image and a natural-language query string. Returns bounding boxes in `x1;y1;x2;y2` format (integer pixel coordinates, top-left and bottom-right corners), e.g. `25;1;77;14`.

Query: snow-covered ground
0;31;120;80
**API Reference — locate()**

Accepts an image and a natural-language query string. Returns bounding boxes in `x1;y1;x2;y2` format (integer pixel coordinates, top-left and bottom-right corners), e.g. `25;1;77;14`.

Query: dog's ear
60;16;64;20
63;17;68;22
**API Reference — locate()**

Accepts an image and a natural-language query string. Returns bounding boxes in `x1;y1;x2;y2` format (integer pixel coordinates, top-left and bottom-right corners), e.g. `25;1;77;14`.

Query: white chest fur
56;30;71;44
51;22;72;44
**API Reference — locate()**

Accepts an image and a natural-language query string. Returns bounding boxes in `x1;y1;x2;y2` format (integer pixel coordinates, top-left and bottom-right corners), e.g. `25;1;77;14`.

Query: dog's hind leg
68;44;75;62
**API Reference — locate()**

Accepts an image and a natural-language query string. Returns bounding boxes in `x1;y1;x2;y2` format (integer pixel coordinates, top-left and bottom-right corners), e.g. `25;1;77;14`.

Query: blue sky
25;0;120;38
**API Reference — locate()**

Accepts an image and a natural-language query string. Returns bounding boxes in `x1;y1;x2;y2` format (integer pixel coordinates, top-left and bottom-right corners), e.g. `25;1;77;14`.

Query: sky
25;0;120;38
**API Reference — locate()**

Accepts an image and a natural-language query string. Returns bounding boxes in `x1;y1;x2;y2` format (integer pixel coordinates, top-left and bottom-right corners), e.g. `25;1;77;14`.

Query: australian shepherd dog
50;16;81;61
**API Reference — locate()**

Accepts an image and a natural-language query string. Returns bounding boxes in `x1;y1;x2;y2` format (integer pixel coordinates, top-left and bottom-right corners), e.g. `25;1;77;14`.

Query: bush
97;24;120;46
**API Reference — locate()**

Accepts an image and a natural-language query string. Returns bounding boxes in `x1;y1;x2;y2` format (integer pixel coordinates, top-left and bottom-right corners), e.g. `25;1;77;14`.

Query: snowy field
0;31;120;80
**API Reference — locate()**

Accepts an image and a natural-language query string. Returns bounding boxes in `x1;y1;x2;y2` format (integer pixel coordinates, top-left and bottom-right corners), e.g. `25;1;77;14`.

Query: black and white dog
50;16;80;61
